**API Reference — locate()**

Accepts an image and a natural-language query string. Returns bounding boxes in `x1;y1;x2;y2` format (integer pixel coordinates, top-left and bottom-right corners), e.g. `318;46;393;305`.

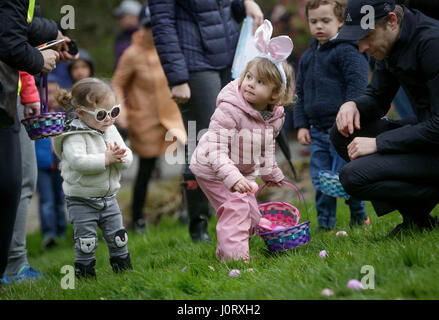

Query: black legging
131;157;157;222
330;118;439;217
0;124;22;276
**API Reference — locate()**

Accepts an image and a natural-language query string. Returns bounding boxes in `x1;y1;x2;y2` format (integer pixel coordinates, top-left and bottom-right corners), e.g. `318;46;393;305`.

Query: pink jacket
190;79;285;190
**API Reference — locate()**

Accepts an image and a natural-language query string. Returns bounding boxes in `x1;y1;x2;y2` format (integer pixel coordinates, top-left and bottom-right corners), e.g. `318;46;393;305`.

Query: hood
53;118;103;158
216;79;284;122
67;48;95;76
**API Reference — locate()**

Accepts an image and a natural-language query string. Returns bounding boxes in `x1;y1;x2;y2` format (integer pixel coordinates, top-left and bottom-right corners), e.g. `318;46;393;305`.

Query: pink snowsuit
189;79;285;262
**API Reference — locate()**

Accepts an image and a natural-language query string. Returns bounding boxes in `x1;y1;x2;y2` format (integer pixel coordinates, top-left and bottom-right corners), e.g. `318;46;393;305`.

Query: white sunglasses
79;104;121;122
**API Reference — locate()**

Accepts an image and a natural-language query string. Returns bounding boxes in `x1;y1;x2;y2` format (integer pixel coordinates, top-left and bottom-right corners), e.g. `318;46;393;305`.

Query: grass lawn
1;200;439;300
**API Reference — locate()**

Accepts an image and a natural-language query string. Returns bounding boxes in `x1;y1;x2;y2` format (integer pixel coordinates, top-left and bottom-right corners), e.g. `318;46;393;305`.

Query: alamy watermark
60;265;75;290
361;265;375;289
164;121;278;175
60;5;75;30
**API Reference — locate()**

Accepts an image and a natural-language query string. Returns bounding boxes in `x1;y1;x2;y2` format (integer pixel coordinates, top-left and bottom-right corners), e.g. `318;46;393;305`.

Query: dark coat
353;7;439;153
148;0;246;86
293;38;369;130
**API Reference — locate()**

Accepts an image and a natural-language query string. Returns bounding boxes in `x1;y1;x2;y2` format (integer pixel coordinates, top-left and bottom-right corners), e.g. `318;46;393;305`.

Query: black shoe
75;260;96;279
133;218;147;234
415;215;439;231
191;230;212;243
183;181;211;243
110;253;133;273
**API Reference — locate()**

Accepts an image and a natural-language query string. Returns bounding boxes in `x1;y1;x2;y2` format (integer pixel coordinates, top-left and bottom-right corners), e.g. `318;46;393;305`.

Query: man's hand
336;101;361;137
23;102;40;118
297;128;311;145
57;30;79;62
41;49;59;73
347;137;377;160
244;0;264;33
171;83;191;105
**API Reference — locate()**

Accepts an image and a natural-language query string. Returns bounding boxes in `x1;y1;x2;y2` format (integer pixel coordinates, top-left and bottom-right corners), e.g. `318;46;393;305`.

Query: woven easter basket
318;170;350;200
256;181;310;252
21;73;65;140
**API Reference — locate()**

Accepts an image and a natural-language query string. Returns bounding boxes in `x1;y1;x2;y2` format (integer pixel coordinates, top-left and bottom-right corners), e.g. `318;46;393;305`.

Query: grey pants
181;69;231;179
4;101;37;277
66;195;129;264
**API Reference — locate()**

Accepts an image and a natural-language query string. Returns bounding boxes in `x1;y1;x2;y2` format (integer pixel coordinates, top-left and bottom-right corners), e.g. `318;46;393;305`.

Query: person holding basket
190;20;295;263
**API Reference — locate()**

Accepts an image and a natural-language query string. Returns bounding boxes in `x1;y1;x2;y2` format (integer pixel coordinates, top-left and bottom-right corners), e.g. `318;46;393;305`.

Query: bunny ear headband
254;19;294;87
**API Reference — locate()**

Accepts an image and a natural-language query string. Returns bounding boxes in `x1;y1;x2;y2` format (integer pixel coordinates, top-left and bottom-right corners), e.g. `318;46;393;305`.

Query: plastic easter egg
347;279;364;290
336;231;348;237
319;250;328;259
228;269;241;277
321;288;334;296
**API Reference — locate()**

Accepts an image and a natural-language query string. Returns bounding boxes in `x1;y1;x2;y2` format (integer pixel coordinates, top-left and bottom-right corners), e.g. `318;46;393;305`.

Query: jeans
309;127;367;229
36;168;66;239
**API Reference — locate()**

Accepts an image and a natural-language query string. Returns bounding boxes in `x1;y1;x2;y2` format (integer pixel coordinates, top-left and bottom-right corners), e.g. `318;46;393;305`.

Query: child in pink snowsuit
190;20;295;263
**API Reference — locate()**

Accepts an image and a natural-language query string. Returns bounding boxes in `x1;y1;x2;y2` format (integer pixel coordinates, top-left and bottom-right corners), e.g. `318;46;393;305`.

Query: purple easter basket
256;181;310;252
21;73;65;140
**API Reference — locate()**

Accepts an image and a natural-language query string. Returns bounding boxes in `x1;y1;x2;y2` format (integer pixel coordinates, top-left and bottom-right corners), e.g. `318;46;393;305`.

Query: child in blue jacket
293;0;370;231
35;75;66;247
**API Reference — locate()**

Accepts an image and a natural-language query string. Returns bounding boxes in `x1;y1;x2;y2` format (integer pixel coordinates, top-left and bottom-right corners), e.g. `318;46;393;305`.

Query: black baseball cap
138;2;151;27
338;0;396;41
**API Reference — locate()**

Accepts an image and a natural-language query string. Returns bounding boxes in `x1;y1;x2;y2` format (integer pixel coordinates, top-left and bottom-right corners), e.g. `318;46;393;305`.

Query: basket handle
255;180;309;221
39;72;48;114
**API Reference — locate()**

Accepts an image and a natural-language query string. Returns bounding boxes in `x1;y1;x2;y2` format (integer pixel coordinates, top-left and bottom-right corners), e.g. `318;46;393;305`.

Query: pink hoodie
189;79;285;190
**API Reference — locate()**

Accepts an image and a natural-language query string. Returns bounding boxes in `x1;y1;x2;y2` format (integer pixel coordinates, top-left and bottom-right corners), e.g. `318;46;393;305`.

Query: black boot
75;260;96;279
110;253;133;273
183;180;211;243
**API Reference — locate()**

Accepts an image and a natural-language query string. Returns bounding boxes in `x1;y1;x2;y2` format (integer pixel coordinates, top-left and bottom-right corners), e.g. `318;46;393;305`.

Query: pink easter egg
319;250;328;259
229;269;241;278
321;288;334;297
347;279;364;290
336;231;348;237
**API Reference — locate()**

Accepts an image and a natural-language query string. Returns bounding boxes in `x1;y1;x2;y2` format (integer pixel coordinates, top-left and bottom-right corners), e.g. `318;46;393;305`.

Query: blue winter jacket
148;0;246;86
293;38;369;130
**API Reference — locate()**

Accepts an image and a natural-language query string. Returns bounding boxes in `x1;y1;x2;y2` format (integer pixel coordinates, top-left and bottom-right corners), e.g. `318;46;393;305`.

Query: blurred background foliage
42;0;312;79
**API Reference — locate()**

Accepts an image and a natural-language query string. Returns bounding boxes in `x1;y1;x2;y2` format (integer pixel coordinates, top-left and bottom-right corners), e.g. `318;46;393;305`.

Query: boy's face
308;3;343;45
47;82;60;112
71;60;92;83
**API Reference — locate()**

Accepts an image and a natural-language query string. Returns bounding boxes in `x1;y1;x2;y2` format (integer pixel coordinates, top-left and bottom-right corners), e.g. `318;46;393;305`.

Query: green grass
2;201;439;300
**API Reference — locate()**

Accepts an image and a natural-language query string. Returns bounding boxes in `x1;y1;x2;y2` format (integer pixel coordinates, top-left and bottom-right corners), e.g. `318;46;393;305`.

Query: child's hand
297;128;311;145
105;141;127;166
232;177;255;194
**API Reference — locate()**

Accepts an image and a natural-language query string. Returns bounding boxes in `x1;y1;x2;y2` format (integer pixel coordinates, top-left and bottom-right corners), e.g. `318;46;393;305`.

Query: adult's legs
179;69;231;242
0;120;22;278
330;119;439;221
5;107;37;277
131;157;157;231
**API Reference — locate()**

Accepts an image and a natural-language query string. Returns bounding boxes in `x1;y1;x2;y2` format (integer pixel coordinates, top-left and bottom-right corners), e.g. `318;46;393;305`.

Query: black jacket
397;0;439;20
0;0;54;75
353;7;439;154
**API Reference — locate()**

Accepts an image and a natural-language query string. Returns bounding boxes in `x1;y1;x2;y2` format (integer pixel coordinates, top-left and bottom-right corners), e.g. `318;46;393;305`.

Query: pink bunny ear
268;36;294;62
254;19;273;54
